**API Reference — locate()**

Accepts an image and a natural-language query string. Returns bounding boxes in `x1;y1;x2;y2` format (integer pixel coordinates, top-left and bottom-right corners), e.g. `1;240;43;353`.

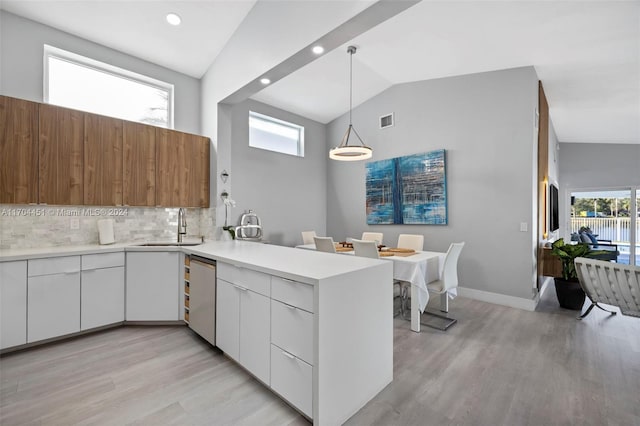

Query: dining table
295;243;447;332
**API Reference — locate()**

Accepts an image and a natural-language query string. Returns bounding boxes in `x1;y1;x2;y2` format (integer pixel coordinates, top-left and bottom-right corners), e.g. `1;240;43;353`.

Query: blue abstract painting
366;150;447;225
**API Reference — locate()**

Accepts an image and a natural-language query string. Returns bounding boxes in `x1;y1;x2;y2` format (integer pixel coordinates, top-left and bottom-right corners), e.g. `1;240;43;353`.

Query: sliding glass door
570;189;637;265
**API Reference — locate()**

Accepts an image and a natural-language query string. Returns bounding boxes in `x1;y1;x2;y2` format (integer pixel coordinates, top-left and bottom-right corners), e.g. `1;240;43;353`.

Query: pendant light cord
349;47;353;126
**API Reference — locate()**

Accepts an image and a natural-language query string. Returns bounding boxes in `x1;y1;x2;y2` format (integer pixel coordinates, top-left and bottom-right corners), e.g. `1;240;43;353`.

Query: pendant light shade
330;46;372;161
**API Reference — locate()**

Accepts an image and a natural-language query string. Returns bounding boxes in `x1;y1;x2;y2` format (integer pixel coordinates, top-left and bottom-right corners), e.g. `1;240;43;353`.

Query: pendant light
329;46;372;161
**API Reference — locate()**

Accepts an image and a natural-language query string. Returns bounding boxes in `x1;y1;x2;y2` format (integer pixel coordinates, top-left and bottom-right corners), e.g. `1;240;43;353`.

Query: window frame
249;110;305;157
43;44;175;128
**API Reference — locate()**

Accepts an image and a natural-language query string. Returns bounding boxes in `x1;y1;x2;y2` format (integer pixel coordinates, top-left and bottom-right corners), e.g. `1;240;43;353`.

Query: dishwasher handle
190;255;216;267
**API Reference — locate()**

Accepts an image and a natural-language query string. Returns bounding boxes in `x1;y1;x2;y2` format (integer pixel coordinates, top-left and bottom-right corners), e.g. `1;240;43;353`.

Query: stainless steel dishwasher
188;256;216;346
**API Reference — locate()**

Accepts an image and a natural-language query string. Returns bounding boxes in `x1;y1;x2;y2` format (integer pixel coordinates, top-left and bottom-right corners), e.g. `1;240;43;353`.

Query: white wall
326;67;540;302
0;11;201;134
558;142;640;238
228;99;326;246
200;1;372;228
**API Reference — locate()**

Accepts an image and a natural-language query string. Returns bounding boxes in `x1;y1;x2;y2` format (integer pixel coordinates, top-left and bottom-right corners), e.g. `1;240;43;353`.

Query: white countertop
186;241;386;284
0;240;386;284
0;239;203;262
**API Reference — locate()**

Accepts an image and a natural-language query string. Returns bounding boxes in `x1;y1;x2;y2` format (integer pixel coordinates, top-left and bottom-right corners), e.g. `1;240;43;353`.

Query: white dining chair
352;239;379;259
301;230;317;245
421;242;465;330
361;232;384;245
352;239;403;317
314;236;336;253
397;234;424;251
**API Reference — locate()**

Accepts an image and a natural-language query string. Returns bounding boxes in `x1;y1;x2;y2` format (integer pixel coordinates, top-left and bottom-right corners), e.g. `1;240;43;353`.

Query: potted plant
550;238;606;310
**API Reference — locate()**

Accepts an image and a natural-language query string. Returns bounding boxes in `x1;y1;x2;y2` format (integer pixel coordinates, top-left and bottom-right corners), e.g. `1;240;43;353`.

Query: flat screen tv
549;183;559;232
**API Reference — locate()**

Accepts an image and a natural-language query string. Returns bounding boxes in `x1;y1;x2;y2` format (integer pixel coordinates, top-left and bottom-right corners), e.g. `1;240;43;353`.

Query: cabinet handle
64;271;78;275
233;284;248;291
280;277;296;283
285;304;297;310
281;350;295;360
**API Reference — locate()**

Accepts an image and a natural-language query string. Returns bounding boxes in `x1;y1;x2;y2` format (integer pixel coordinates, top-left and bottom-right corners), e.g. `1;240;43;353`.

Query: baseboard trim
457;287;538;311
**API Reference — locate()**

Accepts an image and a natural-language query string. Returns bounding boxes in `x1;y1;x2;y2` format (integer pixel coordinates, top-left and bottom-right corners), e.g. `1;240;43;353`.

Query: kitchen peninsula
186;241;393;425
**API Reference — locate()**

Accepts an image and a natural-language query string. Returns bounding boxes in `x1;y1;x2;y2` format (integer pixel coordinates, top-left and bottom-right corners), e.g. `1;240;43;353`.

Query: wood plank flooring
1;288;639;425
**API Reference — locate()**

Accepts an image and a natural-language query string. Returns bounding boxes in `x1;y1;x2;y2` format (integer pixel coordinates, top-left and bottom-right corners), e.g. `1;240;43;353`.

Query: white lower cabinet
271;299;313;365
270;344;313;418
0;261;27;349
239;288;271;384
27;256;81;343
216;262;271;385
81;253;125;330
216;279;240;361
81;267;125;330
216;277;271;384
269;277;314;417
126;252;179;321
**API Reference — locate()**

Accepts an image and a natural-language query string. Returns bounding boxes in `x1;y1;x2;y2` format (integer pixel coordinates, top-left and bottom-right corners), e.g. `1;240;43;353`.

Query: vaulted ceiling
2;0;638;144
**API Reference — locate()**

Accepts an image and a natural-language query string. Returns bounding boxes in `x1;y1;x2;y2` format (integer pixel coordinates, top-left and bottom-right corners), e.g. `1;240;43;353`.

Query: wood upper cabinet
0;96;38;204
1;96;209;207
84;114;123;206
156;129;210;207
39;104;84;205
123;121;155;206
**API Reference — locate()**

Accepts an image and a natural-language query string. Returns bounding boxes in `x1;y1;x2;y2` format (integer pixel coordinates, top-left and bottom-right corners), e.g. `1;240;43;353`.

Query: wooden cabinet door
156;129;210;207
123;121;155;206
39;104;84;205
84;114;123;205
0;96;38;204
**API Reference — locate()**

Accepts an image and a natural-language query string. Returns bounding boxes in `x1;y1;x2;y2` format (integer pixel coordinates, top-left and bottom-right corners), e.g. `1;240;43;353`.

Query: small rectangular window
249;111;304;157
44;45;174;128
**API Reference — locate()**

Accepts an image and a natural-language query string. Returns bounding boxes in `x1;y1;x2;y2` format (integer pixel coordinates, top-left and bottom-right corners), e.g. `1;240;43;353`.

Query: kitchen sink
135;242;202;247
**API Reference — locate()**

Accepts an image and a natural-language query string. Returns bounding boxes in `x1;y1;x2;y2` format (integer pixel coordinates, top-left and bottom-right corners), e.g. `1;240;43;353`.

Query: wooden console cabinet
540;247;562;278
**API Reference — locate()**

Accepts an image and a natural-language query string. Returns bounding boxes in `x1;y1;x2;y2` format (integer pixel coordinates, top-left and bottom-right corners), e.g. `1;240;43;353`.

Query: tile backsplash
0;205;216;250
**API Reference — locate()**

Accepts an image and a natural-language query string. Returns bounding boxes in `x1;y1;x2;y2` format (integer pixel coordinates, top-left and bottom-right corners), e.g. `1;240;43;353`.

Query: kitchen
2;1;640;425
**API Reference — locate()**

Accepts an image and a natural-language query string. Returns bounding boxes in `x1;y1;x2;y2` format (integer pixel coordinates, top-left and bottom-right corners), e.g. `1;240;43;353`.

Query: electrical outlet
70;218;80;230
520;222;528;232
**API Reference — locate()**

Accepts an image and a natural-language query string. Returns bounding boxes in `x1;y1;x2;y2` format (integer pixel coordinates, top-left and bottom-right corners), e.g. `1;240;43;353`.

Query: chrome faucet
177;208;187;243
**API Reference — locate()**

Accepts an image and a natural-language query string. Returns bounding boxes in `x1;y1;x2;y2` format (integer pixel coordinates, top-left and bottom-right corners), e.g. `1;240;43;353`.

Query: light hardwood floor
1;288;639;425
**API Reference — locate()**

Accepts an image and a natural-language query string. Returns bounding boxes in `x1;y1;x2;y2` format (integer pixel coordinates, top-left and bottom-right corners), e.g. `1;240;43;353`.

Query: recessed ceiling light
312;45;325;55
260;78;271;85
166;13;181;26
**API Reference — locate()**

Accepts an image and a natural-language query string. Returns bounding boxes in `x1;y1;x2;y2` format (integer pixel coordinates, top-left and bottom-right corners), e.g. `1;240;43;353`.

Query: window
570;188;639;265
44;45;174;128
249;111;304;157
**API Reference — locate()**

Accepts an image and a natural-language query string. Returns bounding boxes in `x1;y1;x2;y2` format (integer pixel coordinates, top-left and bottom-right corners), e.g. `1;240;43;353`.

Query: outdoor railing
570;217;637;242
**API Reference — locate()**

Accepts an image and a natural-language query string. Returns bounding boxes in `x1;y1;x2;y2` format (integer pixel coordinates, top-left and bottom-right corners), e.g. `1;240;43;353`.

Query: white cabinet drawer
271;299;313;365
82;252;125;270
271;276;314;313
217;262;270;297
270;344;312;418
28;256;80;277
